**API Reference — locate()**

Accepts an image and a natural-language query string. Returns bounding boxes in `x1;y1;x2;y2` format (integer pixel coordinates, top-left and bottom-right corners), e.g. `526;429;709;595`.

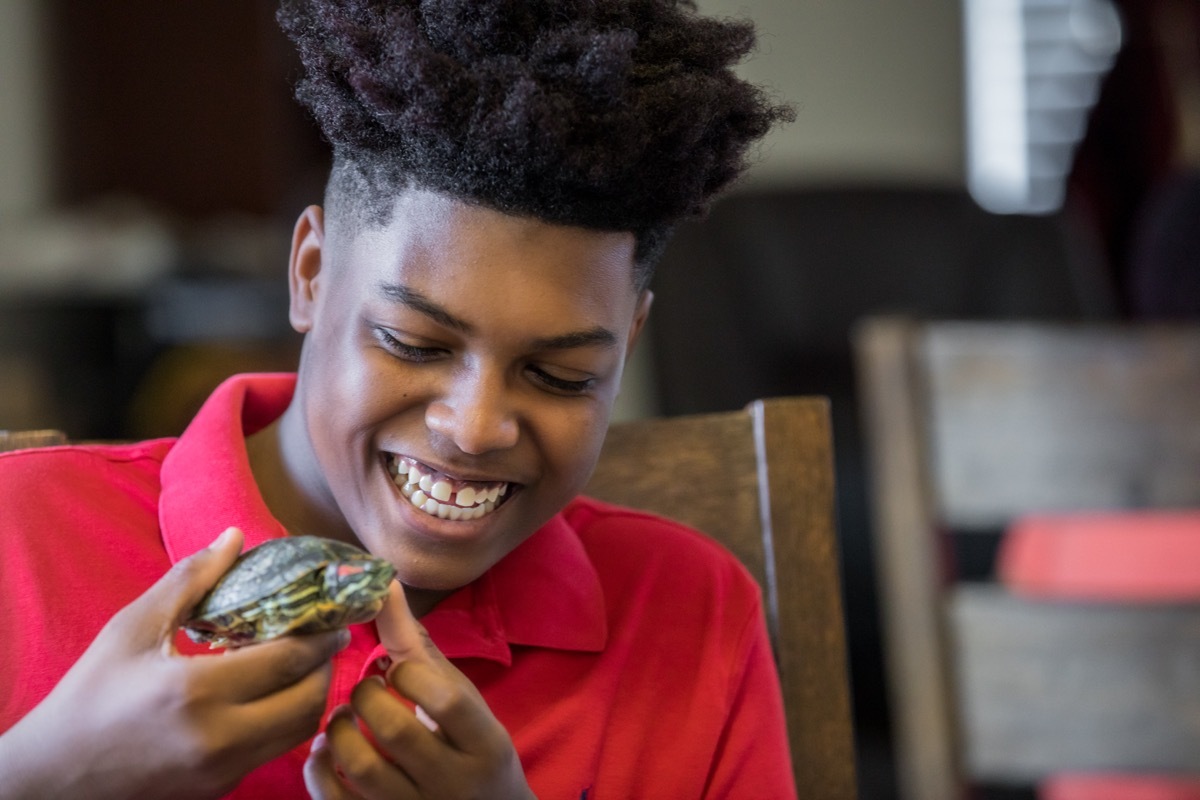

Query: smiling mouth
386;454;514;521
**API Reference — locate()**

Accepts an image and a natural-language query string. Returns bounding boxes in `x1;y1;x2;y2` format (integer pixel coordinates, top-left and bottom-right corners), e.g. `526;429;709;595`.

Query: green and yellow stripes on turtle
183;536;396;648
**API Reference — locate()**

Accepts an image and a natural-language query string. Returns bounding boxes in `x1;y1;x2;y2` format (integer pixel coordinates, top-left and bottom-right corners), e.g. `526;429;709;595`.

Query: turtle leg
280;605;344;636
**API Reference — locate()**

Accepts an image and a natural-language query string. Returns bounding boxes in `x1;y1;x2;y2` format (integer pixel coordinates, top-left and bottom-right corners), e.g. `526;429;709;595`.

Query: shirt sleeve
702;603;798;800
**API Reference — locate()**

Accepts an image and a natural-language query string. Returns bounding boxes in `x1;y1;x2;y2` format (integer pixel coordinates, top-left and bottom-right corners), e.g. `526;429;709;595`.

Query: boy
0;1;794;797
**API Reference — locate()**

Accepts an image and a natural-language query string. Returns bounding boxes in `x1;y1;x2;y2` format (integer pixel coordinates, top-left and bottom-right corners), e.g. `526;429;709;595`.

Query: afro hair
277;0;793;287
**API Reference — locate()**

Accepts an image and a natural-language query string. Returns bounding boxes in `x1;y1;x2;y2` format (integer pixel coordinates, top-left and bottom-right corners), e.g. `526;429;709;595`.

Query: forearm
0;721;84;800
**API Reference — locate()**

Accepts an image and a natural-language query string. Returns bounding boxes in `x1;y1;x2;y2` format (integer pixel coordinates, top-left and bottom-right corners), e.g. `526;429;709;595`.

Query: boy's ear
624;289;654;361
288;206;326;334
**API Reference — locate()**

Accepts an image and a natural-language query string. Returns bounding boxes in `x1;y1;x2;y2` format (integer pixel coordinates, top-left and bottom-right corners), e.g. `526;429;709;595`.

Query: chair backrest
585;396;857;799
855;317;1200;800
0;429;67;453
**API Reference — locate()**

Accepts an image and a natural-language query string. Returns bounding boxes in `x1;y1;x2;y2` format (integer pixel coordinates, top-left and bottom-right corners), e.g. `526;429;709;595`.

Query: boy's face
284;188;649;597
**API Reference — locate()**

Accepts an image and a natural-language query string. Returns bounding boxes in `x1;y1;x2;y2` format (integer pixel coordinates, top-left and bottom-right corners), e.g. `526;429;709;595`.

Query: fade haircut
277;0;793;291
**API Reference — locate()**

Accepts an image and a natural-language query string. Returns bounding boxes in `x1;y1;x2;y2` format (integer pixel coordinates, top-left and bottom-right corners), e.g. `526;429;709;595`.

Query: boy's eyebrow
378;282;619;350
378;283;472;333
530;327;618;351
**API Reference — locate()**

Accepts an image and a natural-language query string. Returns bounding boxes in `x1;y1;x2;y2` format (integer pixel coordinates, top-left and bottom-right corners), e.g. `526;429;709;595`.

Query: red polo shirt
0;374;795;798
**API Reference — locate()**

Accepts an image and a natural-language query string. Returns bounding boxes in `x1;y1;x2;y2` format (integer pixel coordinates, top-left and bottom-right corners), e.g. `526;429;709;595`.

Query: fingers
113;527;246;651
340;670;527;799
323;704;419;799
177;628;349;773
374;581;441;668
227;655;337;767
193;627;350;703
374;582;504;758
387;658;499;756
347;676;446;787
304;732;361;800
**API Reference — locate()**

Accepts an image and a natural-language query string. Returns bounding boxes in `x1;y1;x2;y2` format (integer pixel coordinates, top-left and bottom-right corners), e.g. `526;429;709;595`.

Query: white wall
701;0;966;187
0;0;50;214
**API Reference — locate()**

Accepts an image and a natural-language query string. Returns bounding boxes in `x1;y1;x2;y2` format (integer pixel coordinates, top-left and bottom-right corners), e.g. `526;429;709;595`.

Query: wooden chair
586;397;858;799
855;317;1200;800
0;429;67;452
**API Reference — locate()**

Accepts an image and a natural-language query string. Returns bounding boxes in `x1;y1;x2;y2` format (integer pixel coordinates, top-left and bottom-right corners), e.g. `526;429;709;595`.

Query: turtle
183;535;397;648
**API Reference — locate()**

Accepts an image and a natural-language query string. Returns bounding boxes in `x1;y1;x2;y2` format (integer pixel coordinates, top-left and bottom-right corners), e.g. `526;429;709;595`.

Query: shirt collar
159;373;607;662
159;373;296;564
422;512;608;664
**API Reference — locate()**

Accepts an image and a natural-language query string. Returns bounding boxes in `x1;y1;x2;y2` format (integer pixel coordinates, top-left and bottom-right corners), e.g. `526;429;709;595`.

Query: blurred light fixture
964;0;1123;214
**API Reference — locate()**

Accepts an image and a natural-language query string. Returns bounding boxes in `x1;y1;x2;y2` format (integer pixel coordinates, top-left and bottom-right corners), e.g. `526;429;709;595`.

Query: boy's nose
424;372;519;455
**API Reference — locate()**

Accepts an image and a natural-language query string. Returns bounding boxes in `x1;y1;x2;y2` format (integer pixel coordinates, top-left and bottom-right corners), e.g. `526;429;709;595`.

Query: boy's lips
385;454;515;521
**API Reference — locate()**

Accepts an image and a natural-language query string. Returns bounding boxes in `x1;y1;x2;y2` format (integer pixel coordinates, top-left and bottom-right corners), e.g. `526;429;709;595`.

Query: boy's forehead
327;189;640;289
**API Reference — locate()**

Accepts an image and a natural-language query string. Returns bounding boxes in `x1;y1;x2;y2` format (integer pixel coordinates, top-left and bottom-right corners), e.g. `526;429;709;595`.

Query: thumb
374;581;441;668
119;526;246;649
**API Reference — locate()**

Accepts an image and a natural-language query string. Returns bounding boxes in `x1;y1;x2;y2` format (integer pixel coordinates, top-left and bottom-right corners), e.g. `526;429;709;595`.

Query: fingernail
336;629;352;650
208;527;237;550
310;732;326;754
416;704;439;733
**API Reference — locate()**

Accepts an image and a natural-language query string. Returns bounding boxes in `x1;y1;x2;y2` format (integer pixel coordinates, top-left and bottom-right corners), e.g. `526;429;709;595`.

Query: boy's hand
304;582;536;800
0;527;349;800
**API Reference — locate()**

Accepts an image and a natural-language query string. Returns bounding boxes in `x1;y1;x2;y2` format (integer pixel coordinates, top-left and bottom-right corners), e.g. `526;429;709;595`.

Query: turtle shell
183;536;395;647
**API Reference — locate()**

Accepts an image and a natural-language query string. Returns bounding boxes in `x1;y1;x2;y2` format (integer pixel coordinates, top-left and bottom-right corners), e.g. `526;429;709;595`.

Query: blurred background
2;1;1197;797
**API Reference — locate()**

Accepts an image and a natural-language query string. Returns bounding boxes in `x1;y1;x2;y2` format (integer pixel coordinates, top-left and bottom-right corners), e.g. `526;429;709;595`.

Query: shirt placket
324;624;391;728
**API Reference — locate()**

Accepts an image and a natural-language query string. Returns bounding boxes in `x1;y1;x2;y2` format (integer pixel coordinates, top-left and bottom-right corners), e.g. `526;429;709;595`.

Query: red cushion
998;511;1200;798
998;511;1200;600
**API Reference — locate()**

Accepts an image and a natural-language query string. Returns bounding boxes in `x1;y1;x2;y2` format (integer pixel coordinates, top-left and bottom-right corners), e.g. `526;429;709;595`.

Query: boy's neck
244;411;451;619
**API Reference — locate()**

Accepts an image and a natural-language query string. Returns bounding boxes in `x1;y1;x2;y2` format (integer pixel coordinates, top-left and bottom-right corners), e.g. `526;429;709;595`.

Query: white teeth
391;456;512;521
404;489;503;521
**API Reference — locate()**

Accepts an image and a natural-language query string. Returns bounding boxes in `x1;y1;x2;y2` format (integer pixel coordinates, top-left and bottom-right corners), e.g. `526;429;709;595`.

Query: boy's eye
374;328;443;362
373;325;594;393
528;366;595;395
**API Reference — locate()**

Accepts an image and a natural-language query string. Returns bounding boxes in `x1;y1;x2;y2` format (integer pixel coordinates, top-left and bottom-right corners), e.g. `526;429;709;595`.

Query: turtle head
322;555;397;625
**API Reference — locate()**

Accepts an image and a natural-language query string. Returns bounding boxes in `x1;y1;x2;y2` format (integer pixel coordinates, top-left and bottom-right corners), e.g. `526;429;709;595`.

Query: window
963;0;1123;213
